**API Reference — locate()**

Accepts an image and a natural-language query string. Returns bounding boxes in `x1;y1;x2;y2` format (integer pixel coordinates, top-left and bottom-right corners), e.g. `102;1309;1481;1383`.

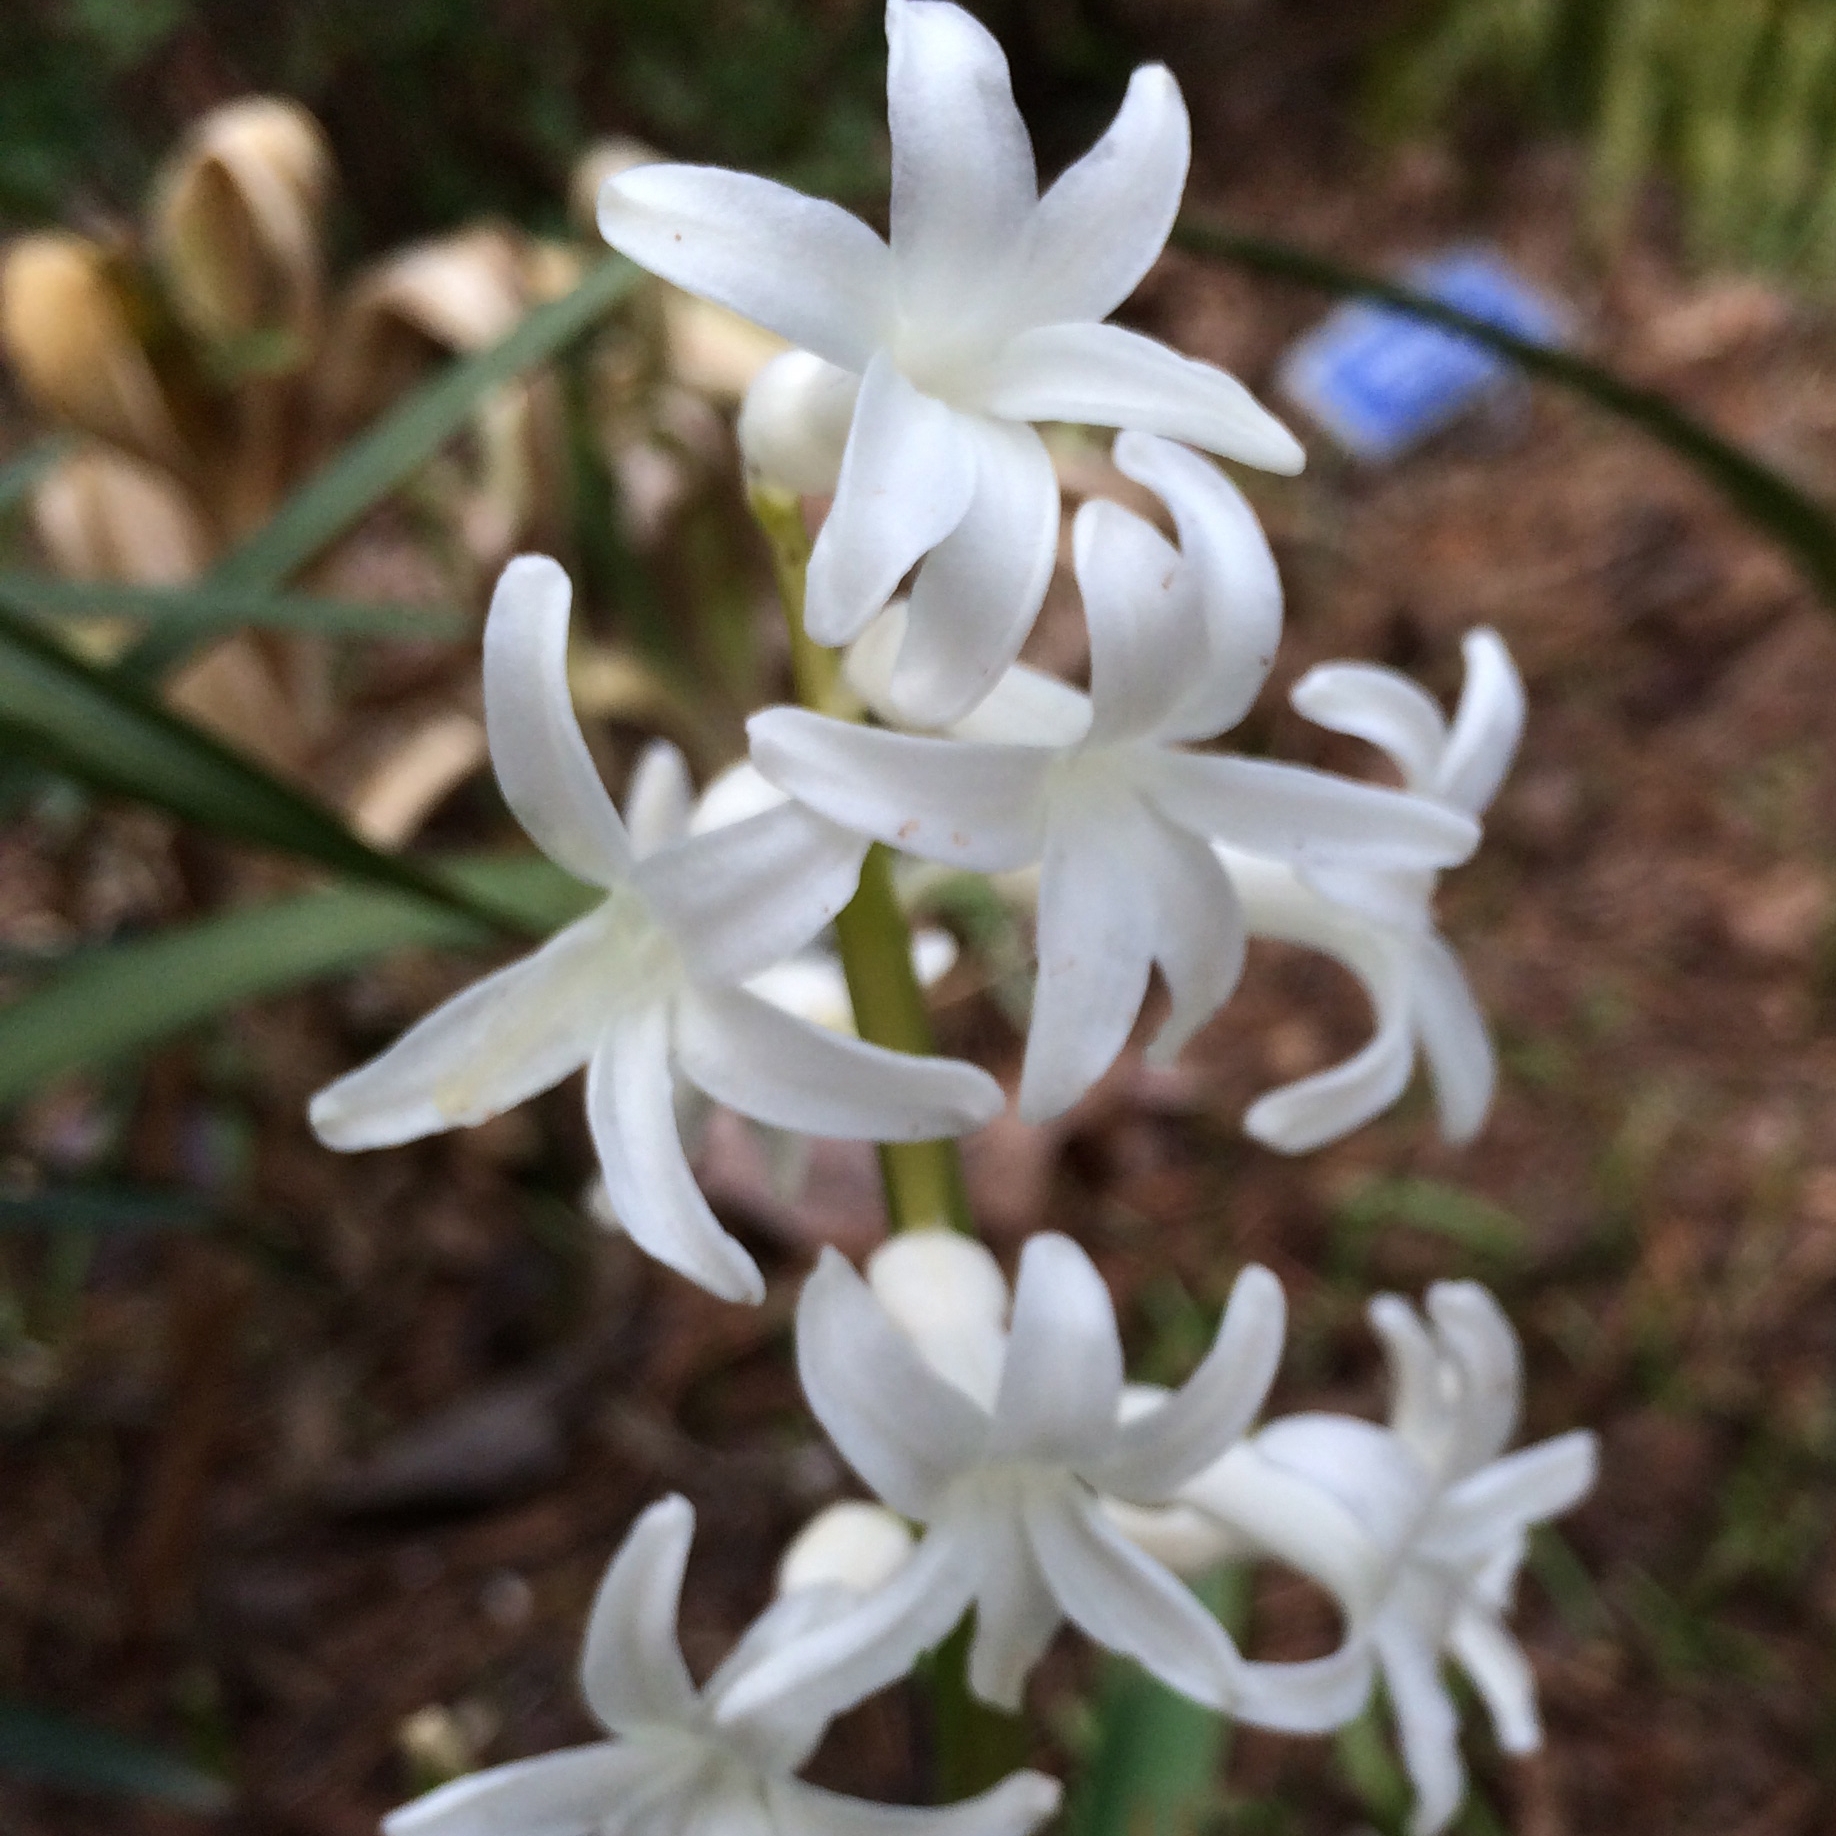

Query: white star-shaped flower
598;0;1304;725
1221;627;1525;1153
309;556;1001;1305
749;434;1480;1123
714;1229;1367;1734
386;1493;1063;1836
1177;1282;1597;1836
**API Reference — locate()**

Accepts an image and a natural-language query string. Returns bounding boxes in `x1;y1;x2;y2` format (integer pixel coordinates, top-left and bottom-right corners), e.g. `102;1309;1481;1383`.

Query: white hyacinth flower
1224;628;1526;1153
1178;1282;1597;1836
387;1493;1062;1836
310;556;1001;1305
715;1229;1367;1733
750;435;1481;1123
598;0;1304;725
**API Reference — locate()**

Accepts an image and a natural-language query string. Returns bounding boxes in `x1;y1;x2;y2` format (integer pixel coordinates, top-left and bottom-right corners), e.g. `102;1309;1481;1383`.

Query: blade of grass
0;575;466;643
0;1702;230;1810
0;601;533;935
1172;214;1836;608
125;255;642;681
0;854;587;1109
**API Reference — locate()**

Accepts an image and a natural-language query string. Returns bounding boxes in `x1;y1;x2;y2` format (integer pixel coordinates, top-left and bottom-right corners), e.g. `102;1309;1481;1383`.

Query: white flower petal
1073;497;1202;746
868;1230;1010;1411
587;1004;765;1304
714;1517;975;1728
1412;934;1496;1146
738;350;861;494
1139;813;1246;1067
1446;1607;1540;1754
886;417;1059;728
1367;1296;1451;1470
1425;1282;1522;1476
1289;661;1447;794
674;984;1001;1142
624;739;696;859
1436;629;1524;815
948;662;1093;747
689;760;789;835
383;1742;674;1836
637;802;867;986
1101;1496;1244;1576
988;1234;1124;1465
309;908;612;1150
1374;1619;1465;1836
980;321;1303;474
885;0;1036;336
965;1500;1062;1710
1017;65;1189;325
1425;1432;1597;1566
805;352;976;646
1143;751;1478;871
797;1247;989;1520
484;556;634;888
1018;806;1156;1123
1241;928;1416;1155
597;165;891;371
1112;434;1283;740
705;1585;859;1771
765;1764;1060;1836
1092;1264;1285;1500
748;708;1051;871
1180;1439;1387;1620
1024;1483;1238;1710
1234;1639;1375;1736
1248;1415;1432;1569
578;1495;700;1734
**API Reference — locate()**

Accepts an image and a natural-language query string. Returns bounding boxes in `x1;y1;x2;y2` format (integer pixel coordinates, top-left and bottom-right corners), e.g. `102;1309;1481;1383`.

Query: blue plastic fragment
1278;249;1568;462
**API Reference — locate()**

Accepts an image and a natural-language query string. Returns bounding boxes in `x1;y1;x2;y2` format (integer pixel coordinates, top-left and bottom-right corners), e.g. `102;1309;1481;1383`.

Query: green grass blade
0;601;531;935
0;1186;216;1232
0;855;584;1108
0;574;466;643
214;256;639;594
0;1701;231;1810
1172;214;1836;608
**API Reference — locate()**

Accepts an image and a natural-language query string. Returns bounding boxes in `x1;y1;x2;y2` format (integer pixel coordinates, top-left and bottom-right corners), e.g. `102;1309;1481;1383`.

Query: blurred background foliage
0;0;1145;241
1377;0;1836;281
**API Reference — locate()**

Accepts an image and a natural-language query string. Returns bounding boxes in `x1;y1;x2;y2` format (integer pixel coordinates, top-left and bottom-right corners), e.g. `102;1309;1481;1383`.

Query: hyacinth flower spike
1175;1283;1597;1836
1220;627;1526;1154
750;434;1481;1123
388;1494;1062;1836
310;556;1001;1304
716;1230;1368;1733
599;0;1304;725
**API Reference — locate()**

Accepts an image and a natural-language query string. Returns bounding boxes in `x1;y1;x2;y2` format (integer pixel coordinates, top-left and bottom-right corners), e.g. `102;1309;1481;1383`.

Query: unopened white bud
737;349;860;494
867;1229;1008;1408
776;1500;913;1596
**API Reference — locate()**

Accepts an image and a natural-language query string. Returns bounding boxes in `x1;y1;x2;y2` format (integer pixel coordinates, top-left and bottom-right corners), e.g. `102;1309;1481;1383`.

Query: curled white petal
738;349;862;493
579;1494;700;1733
483;556;633;888
777;1501;915;1599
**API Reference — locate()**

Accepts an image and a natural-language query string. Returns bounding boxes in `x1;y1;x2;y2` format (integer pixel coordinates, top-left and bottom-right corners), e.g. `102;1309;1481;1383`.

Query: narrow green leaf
1334;1175;1527;1263
0;1185;215;1232
0;855;587;1109
1172;215;1836;608
0;1701;231;1810
216;257;640;592
0;574;466;643
1065;1569;1244;1836
0;601;531;936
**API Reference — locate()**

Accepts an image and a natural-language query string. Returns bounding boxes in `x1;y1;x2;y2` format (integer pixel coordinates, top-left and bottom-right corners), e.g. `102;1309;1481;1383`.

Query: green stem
928;1615;1029;1801
750;483;976;1237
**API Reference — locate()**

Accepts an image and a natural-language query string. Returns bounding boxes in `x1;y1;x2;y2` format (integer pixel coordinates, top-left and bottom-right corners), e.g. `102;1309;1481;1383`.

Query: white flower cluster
307;5;1597;1832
